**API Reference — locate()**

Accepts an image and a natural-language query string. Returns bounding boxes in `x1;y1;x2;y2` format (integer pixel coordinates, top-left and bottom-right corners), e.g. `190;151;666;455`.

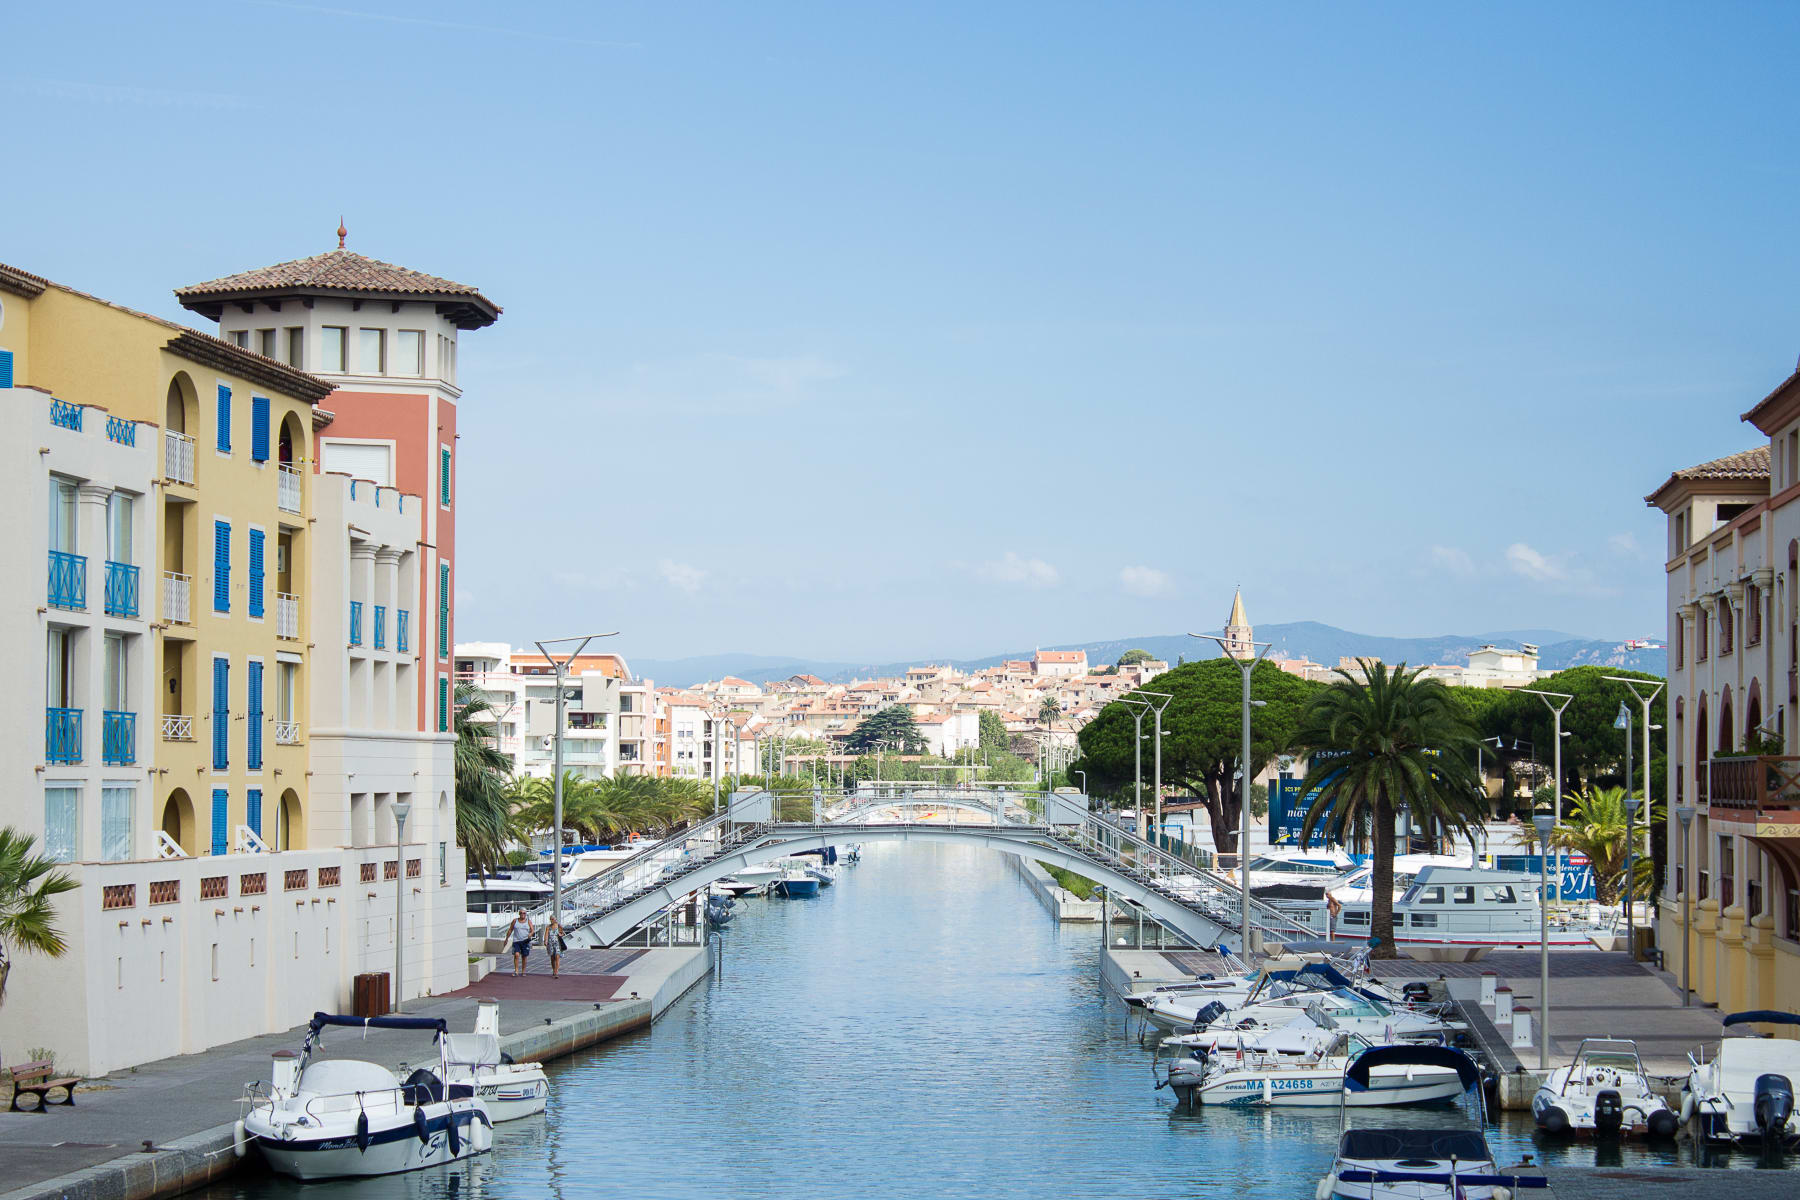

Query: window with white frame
44;786;80;862
321;327;347;372
108;492;134;565
49;476;78;553
358;328;385;374
396;330;424;376
101;785;134;861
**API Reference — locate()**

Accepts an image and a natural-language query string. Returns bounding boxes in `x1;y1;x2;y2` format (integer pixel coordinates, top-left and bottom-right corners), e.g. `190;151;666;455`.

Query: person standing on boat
544;914;566;979
508;908;534;977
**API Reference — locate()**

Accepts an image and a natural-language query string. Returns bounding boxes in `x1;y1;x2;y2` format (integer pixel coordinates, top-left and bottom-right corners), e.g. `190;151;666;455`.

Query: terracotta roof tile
176;250;500;329
1644;445;1769;505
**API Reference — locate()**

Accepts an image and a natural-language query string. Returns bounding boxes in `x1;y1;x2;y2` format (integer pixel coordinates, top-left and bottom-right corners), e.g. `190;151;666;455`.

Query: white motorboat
1681;1010;1800;1146
727;864;784;889
1317;1046;1545;1200
1532;1038;1676;1139
465;876;554;937
1196;987;1456;1045
1158;1033;1471;1109
439;1000;548;1123
239;1013;492;1180
1141;957;1409;1032
715;877;766;897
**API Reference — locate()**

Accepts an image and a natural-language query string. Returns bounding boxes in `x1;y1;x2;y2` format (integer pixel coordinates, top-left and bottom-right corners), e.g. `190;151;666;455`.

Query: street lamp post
1522;690;1574;908
1532;807;1555;1070
1675;803;1695;1006
1120;697;1150;839
535;633;618;932
391;799;410;1012
1614;701;1635;950
1191;631;1271;953
1606;676;1665;958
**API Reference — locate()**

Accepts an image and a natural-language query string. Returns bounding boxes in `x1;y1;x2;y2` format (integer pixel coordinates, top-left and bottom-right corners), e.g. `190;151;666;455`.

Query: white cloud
1505;542;1566;584
978;552;1060;588
1119;565;1173;597
1427;545;1477;577
657;559;707;594
1609;532;1642;556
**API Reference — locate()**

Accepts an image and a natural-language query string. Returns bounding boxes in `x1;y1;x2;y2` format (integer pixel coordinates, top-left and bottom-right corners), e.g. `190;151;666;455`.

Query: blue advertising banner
1494;855;1596;901
1269;774;1321;845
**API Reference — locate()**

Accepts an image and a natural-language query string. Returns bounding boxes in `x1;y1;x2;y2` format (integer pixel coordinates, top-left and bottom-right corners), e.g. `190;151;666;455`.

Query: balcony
373;604;387;650
163;571;191;624
274;721;300;745
397;609;410;654
1707;756;1800;833
50;398;82;431
349;600;363;647
106;415;137;446
161;713;194;741
46;707;82;764
104;560;140;618
164;430;195;485
48;550;86;610
277;464;302;514
102;710;136;765
276;593;300;640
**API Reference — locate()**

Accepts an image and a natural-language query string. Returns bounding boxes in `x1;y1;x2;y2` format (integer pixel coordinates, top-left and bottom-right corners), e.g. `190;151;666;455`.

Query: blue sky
10;2;1800;663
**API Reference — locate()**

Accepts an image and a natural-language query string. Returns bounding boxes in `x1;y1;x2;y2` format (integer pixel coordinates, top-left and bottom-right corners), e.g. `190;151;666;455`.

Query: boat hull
1187;1067;1465;1108
773;877;820;898
250;1103;492;1180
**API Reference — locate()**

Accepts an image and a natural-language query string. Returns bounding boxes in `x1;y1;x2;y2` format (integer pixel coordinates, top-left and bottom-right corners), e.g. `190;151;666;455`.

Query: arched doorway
1696;694;1709;799
165;373;196;434
1674;697;1685;798
278;411;305;468
161;789;196;855
276;789;305;851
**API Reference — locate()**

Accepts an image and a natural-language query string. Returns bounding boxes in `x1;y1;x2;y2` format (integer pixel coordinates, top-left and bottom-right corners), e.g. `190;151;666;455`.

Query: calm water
199;842;1783;1199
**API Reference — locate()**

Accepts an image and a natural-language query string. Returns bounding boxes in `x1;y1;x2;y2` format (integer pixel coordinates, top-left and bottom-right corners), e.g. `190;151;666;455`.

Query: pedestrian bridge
536;789;1316;952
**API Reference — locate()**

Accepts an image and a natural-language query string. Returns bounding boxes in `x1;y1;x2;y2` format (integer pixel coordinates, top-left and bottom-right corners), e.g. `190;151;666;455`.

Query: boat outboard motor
1593;1089;1624;1136
1191;1000;1228;1031
1402;981;1432;1004
1753;1073;1794;1139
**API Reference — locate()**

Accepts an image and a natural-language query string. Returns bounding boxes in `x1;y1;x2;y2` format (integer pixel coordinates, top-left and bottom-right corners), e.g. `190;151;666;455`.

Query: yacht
1533;1039;1676;1139
1317;1045;1545;1200
439;1000;549;1123
1322;864;1602;955
465;876;554;937
238;1014;492;1180
1141;958;1406;1033
1157;1032;1469;1109
1681;1010;1800;1146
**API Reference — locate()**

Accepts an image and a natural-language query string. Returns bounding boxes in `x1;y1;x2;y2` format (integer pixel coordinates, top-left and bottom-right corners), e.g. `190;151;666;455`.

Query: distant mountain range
629;623;1666;688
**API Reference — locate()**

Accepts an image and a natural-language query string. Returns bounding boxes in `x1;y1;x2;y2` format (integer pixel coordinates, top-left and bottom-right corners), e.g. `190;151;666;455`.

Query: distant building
1033;649;1087;677
1222;589;1253;658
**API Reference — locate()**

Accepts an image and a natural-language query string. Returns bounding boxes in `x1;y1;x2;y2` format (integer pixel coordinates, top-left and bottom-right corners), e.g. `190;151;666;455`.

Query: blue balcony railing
102;710;135;765
106;415;137;446
46;707;82;764
349;600;363;646
104;560;139;617
49;398;82;431
397;609;410;654
373;604;387;650
48;550;86;610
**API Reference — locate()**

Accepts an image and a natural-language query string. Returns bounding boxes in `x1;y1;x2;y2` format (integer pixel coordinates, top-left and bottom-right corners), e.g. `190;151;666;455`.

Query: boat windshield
1338;1129;1491;1162
1327;990;1388;1017
1248;856;1344;876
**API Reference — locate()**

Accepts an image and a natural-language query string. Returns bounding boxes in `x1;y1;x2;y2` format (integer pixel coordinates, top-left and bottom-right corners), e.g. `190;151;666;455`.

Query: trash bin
352;971;391;1017
1631;926;1656;963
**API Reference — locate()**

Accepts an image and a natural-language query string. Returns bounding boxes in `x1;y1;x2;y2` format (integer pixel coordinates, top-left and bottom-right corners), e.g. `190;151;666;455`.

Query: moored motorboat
1532;1038;1676;1139
1682;1010;1800;1146
1157;1032;1469;1108
716;877;765;897
705;893;736;926
239;1013;492;1180
772;867;820;898
439;999;548;1123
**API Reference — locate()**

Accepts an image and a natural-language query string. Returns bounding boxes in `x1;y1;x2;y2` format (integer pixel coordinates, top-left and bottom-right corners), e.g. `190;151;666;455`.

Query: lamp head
1674;803;1695;828
1623;795;1640;818
1614;702;1631;731
1531;808;1555;837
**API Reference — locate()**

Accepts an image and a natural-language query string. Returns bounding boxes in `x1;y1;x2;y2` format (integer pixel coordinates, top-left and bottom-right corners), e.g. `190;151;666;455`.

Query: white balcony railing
274;721;300;745
276;592;300;640
161;713;194;741
164;430;195;485
277;464;302;514
162;570;191;624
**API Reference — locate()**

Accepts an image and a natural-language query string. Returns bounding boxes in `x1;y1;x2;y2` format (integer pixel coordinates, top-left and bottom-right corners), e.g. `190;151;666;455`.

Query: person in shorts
508;909;534;976
544;914;565;979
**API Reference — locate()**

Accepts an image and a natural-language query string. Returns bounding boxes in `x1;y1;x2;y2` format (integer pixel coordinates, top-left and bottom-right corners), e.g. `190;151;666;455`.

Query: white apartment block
453;643;624;780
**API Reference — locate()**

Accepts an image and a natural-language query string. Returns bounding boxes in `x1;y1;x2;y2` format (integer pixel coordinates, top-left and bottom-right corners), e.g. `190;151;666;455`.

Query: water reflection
191;843;1792;1199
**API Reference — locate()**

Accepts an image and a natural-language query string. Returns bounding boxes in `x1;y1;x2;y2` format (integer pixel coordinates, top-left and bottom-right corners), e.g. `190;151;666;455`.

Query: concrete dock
0;944;709;1200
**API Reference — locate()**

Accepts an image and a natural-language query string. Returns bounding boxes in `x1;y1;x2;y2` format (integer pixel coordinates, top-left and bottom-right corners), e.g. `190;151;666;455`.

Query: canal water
199;841;1784;1200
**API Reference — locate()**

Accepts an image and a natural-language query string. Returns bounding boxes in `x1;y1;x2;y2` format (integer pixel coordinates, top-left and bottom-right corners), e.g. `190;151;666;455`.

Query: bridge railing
822;787;1035;827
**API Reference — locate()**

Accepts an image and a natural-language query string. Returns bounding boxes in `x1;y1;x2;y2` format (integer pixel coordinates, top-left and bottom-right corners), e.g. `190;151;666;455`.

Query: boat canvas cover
309;1012;450;1036
1344;1045;1480;1092
297;1059;399;1095
1338;1128;1489;1162
444;1033;502;1068
1721;1010;1800;1029
1711;1038;1800;1095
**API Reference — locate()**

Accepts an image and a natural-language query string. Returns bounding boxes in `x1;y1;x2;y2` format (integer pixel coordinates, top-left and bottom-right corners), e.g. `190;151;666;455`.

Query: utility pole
1607;675;1665;948
1191;632;1270;953
535;633;617;930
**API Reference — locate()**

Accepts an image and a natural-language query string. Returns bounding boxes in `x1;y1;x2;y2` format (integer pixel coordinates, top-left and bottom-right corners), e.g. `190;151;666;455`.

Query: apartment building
454;644;625;779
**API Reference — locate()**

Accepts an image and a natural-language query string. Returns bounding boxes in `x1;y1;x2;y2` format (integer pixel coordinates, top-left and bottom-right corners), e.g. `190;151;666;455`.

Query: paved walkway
1547;1167;1800;1199
0;948;693;1199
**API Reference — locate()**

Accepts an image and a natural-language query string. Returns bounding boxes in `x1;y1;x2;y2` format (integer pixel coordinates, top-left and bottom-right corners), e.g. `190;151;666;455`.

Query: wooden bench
7;1060;80;1112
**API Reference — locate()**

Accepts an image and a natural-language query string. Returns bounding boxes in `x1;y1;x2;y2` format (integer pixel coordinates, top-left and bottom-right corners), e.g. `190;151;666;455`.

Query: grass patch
1038;862;1098;900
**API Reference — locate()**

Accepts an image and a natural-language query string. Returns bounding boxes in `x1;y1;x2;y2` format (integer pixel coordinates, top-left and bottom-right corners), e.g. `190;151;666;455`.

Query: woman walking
508;908;534;977
544;914;566;980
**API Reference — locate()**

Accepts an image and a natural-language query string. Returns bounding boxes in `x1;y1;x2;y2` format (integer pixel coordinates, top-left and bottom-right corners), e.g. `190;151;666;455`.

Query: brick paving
1546;1167;1800;1199
1370;950;1650;979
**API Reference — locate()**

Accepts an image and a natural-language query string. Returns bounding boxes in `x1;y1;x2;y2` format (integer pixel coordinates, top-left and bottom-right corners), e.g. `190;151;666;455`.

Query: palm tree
454;682;515;876
1293;660;1485;959
0;828;79;1003
1549;786;1662;906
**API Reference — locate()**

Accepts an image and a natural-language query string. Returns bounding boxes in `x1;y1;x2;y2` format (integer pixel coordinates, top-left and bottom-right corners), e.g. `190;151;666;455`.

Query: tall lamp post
1191;630;1272;953
1532;806;1555;1070
535;632;619;931
1120;696;1151;839
1614;702;1636;950
1521;689;1574;908
391;799;410;1012
1675;803;1695;1006
1606;676;1665;956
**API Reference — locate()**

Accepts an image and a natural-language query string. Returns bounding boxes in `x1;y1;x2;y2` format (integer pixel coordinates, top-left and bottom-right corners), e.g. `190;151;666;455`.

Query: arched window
1674;696;1685;801
1746;679;1764;749
1719;686;1735;755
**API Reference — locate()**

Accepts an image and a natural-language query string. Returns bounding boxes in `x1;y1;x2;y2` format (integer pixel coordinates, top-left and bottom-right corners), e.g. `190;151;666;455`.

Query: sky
9;2;1800;665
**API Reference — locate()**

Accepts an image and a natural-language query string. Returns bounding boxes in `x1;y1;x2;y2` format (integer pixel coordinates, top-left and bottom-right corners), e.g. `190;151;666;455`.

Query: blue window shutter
211;789;228;856
213;520;231;612
248;529;265;619
246;659;264;770
0;349;13;389
216;384;232;453
212;657;230;770
246;789;261;837
251;396;270;462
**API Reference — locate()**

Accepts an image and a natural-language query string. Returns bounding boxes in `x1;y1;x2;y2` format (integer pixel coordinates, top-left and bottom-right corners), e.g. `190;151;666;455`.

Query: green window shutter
437;562;449;659
437;676;449;732
440;447;451;505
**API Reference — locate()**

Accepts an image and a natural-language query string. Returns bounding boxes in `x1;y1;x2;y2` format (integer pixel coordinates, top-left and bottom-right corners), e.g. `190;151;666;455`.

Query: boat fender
1647;1108;1679;1140
355;1111;371;1153
1493;1189;1513;1200
1679;1090;1695;1125
232;1119;248;1158
415;1106;431;1146
1537;1104;1570;1135
500;1052;515;1065
446;1114;462;1156
1314;1174;1335;1200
